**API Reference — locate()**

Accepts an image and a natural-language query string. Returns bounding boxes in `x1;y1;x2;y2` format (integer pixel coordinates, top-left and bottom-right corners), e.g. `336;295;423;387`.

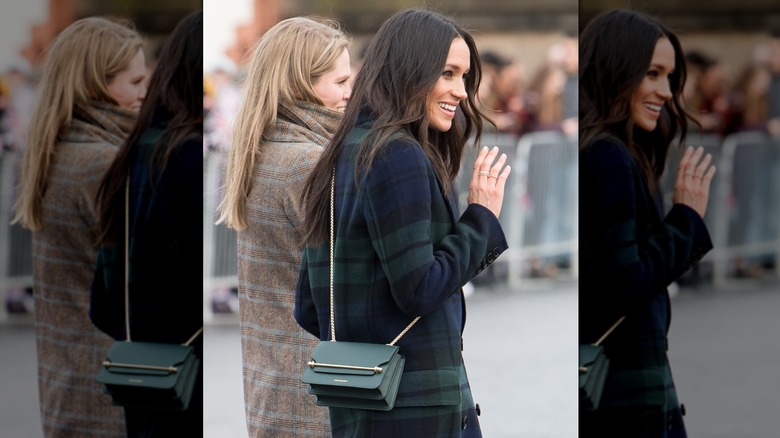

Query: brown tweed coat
237;101;340;437
32;102;135;437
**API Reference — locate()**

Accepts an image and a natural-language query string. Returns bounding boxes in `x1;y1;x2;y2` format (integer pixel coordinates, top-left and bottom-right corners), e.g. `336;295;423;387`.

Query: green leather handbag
579;343;609;411
302;340;407;410
97;340;200;411
96;178;202;411
579;316;624;411
301;170;419;411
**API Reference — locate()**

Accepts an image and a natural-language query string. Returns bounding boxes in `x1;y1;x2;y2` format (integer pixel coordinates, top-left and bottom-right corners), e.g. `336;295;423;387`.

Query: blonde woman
12;17;145;437
217;17;351;438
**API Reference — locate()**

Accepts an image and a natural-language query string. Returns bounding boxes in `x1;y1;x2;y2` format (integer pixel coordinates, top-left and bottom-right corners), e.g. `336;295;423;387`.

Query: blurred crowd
477;33;579;138
0;58;36;158
682;31;780;137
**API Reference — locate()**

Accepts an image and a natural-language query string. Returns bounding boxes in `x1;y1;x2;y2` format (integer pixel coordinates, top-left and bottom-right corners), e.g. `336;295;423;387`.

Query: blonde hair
217;17;350;230
12;17;144;230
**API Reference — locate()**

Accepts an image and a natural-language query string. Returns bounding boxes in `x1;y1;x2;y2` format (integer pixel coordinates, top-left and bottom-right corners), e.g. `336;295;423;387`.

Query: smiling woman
579;9;717;437
630;38;675;132
426;38;470;131
295;8;511;437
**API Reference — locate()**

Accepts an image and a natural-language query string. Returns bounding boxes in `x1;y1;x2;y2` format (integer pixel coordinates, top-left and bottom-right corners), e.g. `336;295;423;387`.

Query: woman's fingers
490;153;508;179
676;146;694;186
700;164;717;188
496;164;511;190
480;147;500;173
685;147;704;178
471;146;489;185
694;152;713;179
468;146;511;218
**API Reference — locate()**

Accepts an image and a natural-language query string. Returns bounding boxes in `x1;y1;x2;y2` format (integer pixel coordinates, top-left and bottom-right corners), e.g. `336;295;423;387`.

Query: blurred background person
524;62;566;133
765;30;780;136
11;16;145;437
478;50;529;135
730;60;771;133
684;50;734;135
216;16;351;438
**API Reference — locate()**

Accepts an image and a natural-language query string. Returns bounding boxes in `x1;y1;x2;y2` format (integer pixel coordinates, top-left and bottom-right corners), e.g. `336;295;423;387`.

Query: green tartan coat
295;112;507;437
579;135;713;437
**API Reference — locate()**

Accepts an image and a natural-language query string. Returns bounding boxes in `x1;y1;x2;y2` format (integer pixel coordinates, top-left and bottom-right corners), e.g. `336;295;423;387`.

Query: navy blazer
580;135;712;417
295;112;507;435
91;110;203;354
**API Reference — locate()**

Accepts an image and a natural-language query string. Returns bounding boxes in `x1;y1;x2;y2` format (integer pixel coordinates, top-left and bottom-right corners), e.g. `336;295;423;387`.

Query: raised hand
673;146;717;218
468;146;512;218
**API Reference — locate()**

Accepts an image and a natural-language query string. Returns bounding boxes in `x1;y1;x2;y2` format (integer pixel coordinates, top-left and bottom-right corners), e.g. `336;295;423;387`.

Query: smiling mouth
438;102;457;117
644;103;662;114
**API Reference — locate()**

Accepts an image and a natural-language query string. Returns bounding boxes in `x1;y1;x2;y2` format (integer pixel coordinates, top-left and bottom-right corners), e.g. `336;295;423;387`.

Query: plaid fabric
32;101;135;437
236;101;341;437
90;108;203;435
579;136;713;437
295;111;507;437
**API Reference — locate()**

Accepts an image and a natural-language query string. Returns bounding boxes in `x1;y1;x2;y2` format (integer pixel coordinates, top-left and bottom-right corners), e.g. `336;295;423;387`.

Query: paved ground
669;277;780;438
0;323;43;438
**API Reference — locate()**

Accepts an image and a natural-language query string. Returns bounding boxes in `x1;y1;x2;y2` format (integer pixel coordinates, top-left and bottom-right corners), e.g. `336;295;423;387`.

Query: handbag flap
104;341;193;376
309;341;398;376
579;344;604;369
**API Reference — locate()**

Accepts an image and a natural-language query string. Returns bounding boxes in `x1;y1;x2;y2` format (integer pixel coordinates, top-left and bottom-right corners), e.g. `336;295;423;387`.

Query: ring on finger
685;171;694;176
479;170;490;177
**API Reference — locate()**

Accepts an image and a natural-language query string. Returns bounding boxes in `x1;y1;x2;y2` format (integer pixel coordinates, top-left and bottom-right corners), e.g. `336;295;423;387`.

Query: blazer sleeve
363;139;507;317
581;139;712;308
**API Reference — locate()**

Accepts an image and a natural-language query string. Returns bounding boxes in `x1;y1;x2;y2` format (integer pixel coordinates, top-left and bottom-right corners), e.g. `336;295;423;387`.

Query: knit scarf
62;101;137;145
270;100;342;148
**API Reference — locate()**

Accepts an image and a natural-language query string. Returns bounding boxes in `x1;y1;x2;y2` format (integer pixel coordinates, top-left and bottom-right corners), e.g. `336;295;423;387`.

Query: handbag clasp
307;361;382;374
102;360;178;373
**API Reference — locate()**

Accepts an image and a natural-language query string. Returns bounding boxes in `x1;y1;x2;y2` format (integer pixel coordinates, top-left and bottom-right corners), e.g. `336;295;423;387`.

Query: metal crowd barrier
0;150;34;323
504;131;579;289
659;130;780;288
453;130;579;289
709;131;780;287
203;151;238;323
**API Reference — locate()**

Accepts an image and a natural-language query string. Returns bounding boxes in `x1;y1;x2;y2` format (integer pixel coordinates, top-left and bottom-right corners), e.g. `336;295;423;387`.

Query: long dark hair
579;8;693;193
96;10;203;245
301;8;487;246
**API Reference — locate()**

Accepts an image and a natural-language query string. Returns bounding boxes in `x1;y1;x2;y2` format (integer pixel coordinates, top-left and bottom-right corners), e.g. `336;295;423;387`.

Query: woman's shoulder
582;131;626;152
581;133;634;167
375;131;423;158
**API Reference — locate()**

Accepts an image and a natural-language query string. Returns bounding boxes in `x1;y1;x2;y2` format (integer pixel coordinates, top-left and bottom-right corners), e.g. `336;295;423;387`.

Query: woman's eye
647;70;659;78
442;71;454;78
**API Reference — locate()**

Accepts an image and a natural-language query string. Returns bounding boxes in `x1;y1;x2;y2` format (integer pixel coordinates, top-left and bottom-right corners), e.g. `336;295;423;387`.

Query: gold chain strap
328;167;419;345
124;176;131;341
593;316;626;347
124;176;202;346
